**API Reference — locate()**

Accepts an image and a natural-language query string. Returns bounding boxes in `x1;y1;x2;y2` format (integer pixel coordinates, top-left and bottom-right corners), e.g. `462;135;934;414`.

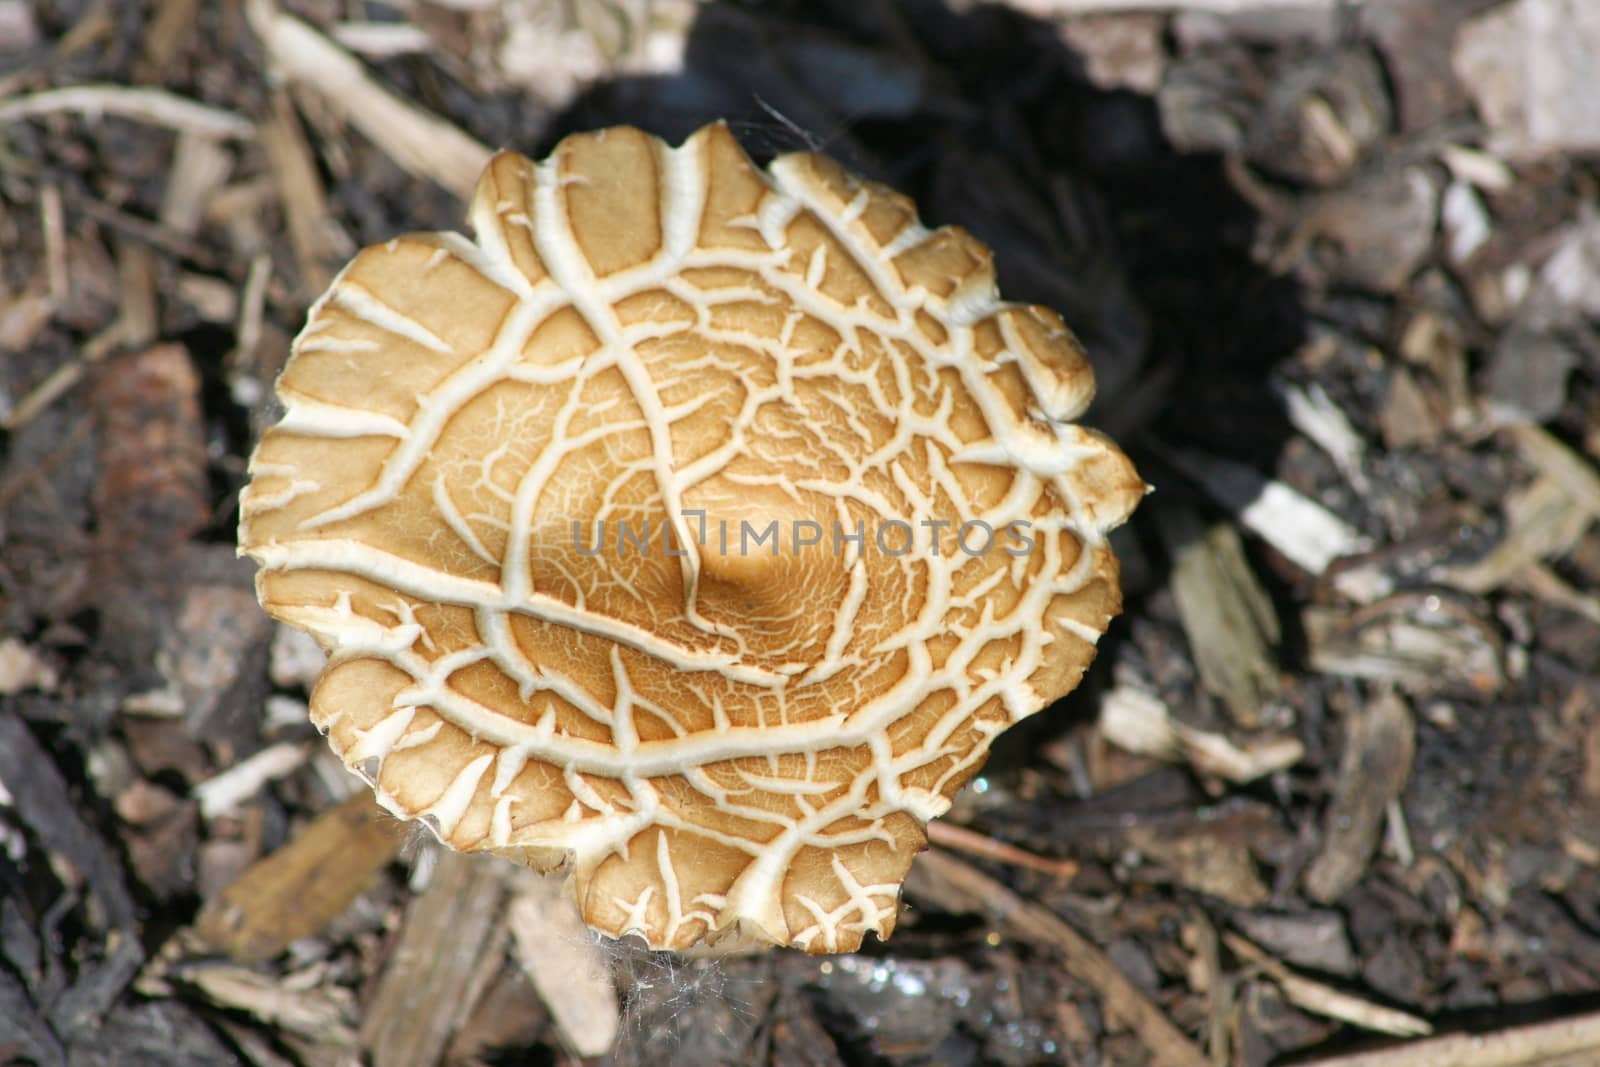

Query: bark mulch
3;1;1600;1065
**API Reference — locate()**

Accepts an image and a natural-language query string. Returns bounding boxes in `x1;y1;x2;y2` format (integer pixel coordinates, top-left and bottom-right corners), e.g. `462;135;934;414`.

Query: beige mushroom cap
239;122;1145;953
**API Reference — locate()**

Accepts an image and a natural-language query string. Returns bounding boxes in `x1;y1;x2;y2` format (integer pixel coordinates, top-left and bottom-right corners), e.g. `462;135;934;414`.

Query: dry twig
246;0;491;200
0;84;254;139
908;848;1207;1067
926;820;1080;880
1295;1007;1600;1066
1225;932;1431;1039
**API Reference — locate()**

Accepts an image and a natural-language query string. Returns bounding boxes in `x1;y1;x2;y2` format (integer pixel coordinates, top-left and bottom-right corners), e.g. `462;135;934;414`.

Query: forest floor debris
3;1;1599;1064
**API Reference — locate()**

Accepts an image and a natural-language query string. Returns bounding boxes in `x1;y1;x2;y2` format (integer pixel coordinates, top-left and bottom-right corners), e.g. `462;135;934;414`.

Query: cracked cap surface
238;122;1145;952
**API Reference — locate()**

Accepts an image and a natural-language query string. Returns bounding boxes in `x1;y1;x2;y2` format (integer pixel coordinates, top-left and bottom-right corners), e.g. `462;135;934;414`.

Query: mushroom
239;123;1145;953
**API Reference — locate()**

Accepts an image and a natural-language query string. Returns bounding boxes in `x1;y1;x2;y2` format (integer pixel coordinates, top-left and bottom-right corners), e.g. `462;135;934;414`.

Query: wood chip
1283;381;1371;493
174;273;237;323
1378;363;1443;450
507;870;620;1058
1163;446;1371;576
1100;685;1303;783
1304;689;1415;903
1439;144;1515;193
1532;212;1600;320
184;964;358;1046
0;0;39;50
1438;475;1591;594
1454;0;1600;160
444;958;549;1065
90;344;209;556
192;742;311;820
0;711;141;932
0;638;59;694
1583;712;1600;801
1233;910;1357;977
194;792;406;963
1127;818;1270;907
1305;594;1505;693
1442;179;1492;265
259;92;346;298
115;240;158;350
361;850;506;1067
1397;310;1472;424
0;286;55;356
1159;505;1282;726
136;0;202;78
1505;422;1600;521
159;131;234;237
268;624;328;690
1295;166;1441;292
1057;13;1166;93
1510;563;1600;627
